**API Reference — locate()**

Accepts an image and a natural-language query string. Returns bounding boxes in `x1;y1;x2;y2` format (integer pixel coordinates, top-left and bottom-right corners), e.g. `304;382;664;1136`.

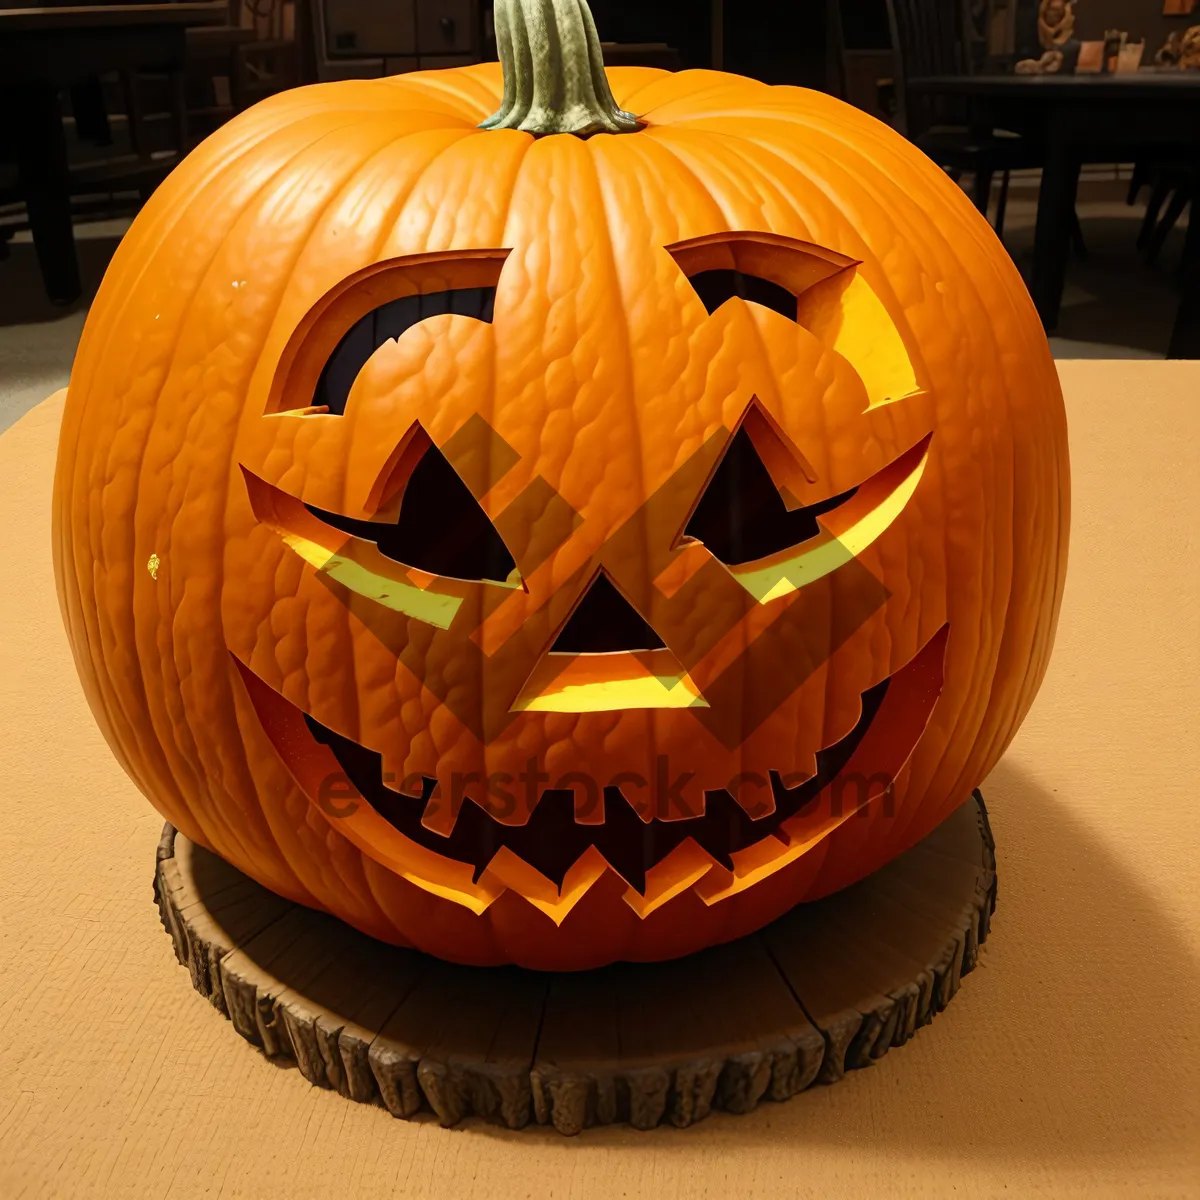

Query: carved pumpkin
53;0;1069;970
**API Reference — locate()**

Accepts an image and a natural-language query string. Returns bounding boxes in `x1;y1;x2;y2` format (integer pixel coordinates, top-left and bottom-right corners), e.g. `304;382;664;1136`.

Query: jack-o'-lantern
53;0;1069;970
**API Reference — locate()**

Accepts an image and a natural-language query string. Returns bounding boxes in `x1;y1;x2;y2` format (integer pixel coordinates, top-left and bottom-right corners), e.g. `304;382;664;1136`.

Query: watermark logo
315;759;899;824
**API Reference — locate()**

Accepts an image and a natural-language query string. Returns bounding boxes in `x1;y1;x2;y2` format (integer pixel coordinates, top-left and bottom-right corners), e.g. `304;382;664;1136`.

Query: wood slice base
154;791;997;1135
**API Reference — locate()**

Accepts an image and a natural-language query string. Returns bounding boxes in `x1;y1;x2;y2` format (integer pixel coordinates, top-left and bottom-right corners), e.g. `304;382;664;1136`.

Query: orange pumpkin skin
53;65;1069;970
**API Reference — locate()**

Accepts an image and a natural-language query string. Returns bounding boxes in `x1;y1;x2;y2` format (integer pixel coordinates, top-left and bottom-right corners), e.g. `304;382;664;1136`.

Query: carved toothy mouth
301;679;885;894
236;626;946;896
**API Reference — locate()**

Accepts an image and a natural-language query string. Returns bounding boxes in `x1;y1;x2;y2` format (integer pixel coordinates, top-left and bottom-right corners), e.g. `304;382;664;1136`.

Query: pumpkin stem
480;0;641;137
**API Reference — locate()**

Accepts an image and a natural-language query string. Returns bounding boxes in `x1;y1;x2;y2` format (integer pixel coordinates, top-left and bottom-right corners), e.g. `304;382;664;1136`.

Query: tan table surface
1;362;1197;1199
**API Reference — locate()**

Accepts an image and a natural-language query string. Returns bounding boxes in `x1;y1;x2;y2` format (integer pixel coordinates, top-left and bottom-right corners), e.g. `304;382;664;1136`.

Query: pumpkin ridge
220;127;487;750
650;118;1044;823
386;63;505;121
134;119;428;868
654;124;869;259
639;125;790;241
62;108;364;478
376;127;519;261
598;65;671;112
615;70;766;123
675;112;995;268
57;114;373;837
579;134;662;777
585;133;652;539
613;128;729;239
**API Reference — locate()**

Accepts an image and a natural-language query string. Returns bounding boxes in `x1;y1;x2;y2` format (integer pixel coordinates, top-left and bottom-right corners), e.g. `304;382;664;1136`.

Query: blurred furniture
885;0;1041;234
182;20;259;139
1133;159;1199;360
1133;162;1197;265
0;2;227;304
162;2;304;146
312;0;483;80
1171;191;1200;359
826;0;895;122
909;73;1200;357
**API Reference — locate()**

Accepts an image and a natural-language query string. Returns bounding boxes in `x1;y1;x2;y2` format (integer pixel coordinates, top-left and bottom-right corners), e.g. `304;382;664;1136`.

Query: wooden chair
826;0;895;122
1133;164;1196;267
884;0;1033;237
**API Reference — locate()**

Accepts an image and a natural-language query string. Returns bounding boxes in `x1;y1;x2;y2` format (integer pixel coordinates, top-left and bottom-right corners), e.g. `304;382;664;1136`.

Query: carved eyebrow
315;287;496;416
665;232;923;410
265;249;509;416
686;270;798;320
666;231;858;318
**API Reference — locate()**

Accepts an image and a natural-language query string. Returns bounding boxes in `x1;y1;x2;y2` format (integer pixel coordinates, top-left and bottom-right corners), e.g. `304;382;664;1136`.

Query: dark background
589;0;1189;79
0;0;1194;371
592;0;835;85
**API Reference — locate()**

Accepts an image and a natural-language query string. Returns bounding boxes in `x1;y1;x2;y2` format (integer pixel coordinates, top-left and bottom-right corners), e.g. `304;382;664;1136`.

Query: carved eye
687;270;798;320
314;287;496;416
685;425;856;566
304;440;515;584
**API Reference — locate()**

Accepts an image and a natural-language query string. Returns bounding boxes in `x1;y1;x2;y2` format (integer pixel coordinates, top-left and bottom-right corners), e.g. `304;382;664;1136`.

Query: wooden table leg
1167;187;1199;359
1029;117;1081;333
12;84;81;306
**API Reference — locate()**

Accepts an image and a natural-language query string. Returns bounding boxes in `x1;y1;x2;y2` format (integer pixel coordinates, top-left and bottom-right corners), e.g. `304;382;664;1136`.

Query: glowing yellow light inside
798;273;922;411
514;666;709;714
731;445;929;604
282;533;463;628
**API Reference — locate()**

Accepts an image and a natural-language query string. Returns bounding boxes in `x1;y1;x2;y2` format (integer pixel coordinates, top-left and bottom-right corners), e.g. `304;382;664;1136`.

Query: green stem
480;0;641;137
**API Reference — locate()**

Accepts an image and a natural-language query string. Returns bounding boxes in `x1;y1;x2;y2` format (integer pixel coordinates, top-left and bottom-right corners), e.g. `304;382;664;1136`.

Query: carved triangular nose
515;572;706;713
550;572;665;654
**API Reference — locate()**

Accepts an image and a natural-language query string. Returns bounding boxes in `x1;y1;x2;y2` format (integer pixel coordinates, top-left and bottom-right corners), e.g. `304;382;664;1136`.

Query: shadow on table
506;756;1193;1160
175;758;1195;1161
176;793;993;1135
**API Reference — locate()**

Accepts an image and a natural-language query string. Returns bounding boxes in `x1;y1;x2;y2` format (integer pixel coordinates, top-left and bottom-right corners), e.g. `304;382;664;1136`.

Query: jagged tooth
596;787;655;894
432;795;498;881
600;849;648;897
769;768;822;823
499;790;591;889
470;845;499;884
685;817;736;870
778;750;818;789
704;844;736;872
701;789;764;852
379;748;422;796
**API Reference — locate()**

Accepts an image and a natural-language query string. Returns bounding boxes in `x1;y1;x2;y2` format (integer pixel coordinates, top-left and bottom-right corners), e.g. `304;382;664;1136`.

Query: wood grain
154;792;996;1135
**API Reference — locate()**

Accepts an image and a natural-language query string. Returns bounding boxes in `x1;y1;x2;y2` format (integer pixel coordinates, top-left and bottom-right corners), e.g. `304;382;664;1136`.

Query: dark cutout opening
685;426;857;566
298;673;889;893
688;269;798;320
550;573;666;654
305;442;516;583
314;286;497;416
